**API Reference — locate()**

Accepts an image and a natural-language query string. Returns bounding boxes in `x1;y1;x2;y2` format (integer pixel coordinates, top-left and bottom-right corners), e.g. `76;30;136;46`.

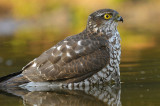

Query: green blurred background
0;0;160;106
0;0;160;79
0;0;160;74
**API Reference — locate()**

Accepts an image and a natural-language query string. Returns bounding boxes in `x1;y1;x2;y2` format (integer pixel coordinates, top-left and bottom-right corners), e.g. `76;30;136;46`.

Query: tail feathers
0;71;22;83
0;71;30;89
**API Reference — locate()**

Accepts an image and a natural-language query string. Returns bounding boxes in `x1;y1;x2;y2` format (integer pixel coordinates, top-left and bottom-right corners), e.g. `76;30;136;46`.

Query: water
0;34;160;106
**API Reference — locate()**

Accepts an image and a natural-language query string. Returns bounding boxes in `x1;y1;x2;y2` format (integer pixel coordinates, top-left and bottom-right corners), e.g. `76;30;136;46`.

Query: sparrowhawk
0;9;123;89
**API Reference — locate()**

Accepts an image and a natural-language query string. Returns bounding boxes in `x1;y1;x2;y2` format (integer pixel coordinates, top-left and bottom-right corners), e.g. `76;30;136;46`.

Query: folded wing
22;36;110;83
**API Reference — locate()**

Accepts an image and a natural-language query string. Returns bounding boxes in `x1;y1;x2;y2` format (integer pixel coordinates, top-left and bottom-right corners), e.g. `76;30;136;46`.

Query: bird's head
87;9;123;34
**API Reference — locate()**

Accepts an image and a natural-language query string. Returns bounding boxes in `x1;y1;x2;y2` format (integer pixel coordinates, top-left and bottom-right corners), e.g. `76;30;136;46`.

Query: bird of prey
0;9;123;89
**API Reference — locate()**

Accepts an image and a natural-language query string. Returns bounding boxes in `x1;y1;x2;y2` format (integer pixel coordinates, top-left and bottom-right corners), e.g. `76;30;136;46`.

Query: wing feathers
22;35;110;83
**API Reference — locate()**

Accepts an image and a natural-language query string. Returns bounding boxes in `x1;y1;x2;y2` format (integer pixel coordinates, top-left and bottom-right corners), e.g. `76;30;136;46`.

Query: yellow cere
104;14;112;20
117;14;120;18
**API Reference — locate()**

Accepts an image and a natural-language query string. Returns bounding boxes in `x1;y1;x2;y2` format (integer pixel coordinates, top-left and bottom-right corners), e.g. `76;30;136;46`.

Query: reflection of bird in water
0;9;123;89
0;85;121;106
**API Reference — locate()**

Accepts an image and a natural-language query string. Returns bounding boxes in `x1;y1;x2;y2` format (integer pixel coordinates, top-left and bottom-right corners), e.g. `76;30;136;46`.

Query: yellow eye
104;14;112;19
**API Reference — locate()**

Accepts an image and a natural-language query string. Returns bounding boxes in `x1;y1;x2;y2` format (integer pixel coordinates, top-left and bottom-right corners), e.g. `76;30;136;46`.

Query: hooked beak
117;16;123;23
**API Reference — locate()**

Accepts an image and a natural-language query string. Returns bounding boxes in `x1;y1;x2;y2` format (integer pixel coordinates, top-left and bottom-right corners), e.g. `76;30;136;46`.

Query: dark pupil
106;15;109;18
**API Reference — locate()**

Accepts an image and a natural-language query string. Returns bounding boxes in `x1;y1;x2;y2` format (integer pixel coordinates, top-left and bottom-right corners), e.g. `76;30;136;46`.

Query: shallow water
0;35;160;106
